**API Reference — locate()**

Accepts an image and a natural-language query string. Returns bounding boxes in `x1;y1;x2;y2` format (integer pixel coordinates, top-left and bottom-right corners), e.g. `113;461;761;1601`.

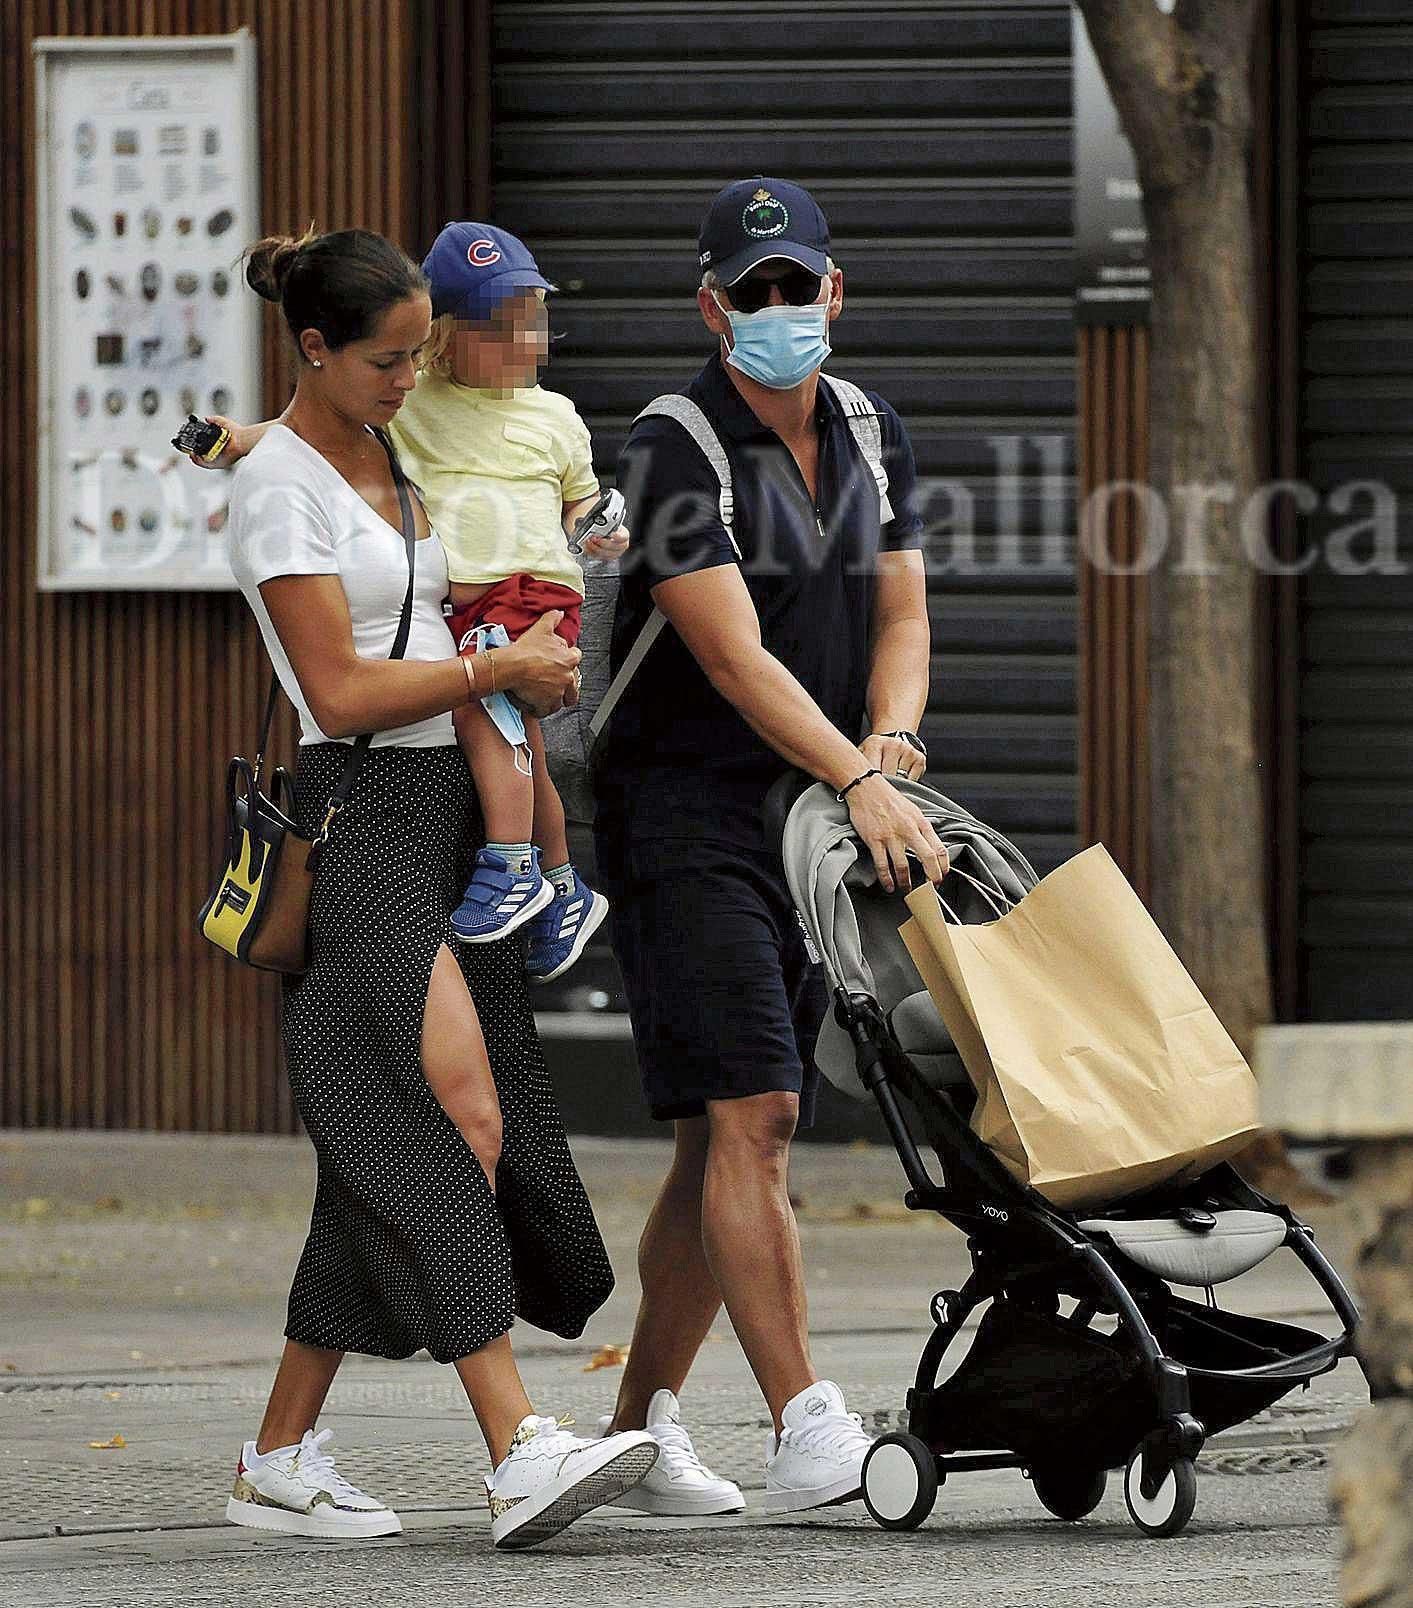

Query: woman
222;226;656;1551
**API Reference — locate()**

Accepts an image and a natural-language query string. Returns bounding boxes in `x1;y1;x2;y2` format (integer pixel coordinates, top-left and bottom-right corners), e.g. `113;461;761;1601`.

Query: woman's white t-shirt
228;424;457;748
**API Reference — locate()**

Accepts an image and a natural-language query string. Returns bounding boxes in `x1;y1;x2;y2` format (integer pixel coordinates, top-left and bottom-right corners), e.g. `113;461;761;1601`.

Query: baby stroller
776;775;1365;1539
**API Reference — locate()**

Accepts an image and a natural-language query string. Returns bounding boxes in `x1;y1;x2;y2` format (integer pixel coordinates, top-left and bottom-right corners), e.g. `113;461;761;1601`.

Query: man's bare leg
700;1091;815;1433
606;1117;722;1432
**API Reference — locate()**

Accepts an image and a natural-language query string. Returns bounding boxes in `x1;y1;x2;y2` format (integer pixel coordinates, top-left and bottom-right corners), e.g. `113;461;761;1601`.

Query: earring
311;359;323;369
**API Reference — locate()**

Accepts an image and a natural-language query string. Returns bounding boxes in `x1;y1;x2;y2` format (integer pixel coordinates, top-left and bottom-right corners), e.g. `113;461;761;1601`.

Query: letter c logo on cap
467;238;503;267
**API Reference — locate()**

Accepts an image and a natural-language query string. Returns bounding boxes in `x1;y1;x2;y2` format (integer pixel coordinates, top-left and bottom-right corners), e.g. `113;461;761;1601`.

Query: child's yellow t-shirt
389;371;600;592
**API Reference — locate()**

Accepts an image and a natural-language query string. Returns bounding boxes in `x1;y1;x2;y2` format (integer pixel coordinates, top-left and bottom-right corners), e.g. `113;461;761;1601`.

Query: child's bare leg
453;697;533;845
525;716;571;870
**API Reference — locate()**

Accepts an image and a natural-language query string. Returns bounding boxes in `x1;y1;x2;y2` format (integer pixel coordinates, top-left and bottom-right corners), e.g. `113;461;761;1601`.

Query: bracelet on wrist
836;767;883;802
461;656;478;702
484;648;498;696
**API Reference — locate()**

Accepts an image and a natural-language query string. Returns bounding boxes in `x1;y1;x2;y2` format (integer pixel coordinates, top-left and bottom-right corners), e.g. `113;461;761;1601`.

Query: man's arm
652;564;948;892
863;548;931;782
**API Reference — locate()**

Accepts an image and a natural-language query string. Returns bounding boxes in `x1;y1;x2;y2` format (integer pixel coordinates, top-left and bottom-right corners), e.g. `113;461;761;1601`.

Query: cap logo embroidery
742;189;789;239
467;238;503;267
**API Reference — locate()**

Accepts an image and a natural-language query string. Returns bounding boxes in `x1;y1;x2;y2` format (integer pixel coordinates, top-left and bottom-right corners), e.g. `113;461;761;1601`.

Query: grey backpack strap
819;373;894;525
588;607;668;742
633;394;741;558
588;396;741;745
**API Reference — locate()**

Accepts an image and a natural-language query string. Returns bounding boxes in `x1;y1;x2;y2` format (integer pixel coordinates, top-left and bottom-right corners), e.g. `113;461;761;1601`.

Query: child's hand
584;522;630;562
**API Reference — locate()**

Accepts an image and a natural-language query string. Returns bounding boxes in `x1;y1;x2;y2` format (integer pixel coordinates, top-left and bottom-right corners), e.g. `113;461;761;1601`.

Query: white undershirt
227;424;456;748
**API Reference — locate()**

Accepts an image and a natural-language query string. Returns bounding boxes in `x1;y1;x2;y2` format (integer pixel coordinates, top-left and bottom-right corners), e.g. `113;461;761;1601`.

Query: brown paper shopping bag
899;844;1261;1210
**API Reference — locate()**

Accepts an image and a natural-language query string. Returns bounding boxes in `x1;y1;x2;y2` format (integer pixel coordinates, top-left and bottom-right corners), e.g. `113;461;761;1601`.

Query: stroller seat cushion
1079;1210;1288;1287
890;990;969;1088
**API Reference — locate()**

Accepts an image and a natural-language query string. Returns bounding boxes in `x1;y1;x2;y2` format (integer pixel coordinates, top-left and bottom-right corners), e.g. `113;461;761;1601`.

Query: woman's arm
184;416;275;469
259;575;579;737
650;564;948;891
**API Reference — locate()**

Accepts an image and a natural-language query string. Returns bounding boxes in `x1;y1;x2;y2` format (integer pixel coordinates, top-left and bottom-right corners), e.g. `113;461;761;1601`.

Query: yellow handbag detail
199;428;419;974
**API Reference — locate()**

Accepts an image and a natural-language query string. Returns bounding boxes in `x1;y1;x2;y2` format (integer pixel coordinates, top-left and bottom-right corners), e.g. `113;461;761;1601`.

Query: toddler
398;222;626;976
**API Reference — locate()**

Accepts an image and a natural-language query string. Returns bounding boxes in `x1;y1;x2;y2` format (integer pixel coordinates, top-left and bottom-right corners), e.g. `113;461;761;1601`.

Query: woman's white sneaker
487;1414;659;1550
596;1389;745;1516
226;1428;402;1538
761;1380;872;1513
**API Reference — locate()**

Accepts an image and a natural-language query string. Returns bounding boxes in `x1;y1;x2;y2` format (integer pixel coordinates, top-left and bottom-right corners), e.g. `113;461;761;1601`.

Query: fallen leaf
94;1196;123;1212
128;1351;144;1361
23;1197;51;1218
582;1343;630;1373
88;1434;126;1450
104;1391;122;1401
2;1361;16;1373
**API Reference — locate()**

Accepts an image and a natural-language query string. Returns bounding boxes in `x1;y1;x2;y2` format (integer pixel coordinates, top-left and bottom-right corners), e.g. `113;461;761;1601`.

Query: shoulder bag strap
314;429;420;834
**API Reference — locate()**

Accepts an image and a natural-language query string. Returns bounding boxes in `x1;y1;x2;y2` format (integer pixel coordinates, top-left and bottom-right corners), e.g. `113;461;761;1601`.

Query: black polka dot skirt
279;741;614;1365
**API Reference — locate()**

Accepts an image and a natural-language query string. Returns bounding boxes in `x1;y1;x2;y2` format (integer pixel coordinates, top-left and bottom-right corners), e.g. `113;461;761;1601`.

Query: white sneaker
761;1380;873;1513
487;1414;659;1550
596;1390;745;1516
225;1428;401;1538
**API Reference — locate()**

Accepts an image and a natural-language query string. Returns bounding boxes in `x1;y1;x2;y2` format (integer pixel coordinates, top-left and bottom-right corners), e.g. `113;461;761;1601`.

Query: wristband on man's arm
836;768;883;802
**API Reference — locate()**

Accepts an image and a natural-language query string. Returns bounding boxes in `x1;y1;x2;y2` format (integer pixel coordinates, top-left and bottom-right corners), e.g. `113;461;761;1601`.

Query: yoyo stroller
776;775;1365;1538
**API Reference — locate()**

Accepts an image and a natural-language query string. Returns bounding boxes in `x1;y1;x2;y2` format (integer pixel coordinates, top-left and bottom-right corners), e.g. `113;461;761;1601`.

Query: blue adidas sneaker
451;849;554;944
524;869;610;982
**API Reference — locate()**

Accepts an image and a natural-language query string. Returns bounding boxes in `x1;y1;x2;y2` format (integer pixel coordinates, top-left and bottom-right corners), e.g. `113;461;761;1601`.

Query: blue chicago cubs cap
421;221;556;321
697;177;831;286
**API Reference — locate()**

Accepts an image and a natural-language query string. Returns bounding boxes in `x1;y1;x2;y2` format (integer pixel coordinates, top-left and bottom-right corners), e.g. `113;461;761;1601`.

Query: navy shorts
595;831;828;1126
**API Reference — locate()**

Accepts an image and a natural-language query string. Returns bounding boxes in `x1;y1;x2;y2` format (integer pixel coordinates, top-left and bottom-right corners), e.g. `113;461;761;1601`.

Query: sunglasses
727;266;825;316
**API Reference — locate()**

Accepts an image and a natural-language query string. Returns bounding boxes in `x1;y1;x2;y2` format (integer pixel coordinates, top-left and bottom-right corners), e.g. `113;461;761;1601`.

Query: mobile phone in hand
172;414;231;464
569;487;626;555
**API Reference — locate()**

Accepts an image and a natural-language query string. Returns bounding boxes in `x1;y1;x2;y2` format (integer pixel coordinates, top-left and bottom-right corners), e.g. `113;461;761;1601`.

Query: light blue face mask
715;294;831;390
463;622;532;776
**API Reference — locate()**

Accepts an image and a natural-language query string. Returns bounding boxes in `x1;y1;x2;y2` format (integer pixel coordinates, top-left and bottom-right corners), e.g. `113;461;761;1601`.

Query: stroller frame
835;985;1366;1536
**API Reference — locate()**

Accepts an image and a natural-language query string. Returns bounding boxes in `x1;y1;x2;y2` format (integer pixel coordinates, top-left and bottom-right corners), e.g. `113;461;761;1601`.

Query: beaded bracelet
835;767;882;802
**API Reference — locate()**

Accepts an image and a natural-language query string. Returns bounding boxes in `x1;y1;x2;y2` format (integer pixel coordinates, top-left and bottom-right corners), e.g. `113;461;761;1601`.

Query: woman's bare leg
255;1340;343;1454
453;1333;536;1467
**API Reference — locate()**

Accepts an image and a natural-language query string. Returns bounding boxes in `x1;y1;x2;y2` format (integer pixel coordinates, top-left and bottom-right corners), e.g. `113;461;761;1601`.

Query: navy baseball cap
421;222;556;321
697;177;831;286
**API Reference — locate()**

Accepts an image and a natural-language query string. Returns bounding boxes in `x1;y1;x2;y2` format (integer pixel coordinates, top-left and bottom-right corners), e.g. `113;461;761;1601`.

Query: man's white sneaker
225;1428;401;1538
487;1414;659;1550
761;1380;873;1513
596;1390;745;1516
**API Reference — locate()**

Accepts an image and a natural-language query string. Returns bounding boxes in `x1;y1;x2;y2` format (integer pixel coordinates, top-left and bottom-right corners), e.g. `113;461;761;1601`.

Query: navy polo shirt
596;352;925;848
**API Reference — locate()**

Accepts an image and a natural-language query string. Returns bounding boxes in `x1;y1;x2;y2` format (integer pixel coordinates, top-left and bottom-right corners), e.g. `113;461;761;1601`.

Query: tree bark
1075;0;1273;1063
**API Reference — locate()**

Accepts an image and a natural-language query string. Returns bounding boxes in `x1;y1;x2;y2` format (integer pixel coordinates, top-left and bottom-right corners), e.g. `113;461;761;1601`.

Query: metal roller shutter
1299;1;1413;1019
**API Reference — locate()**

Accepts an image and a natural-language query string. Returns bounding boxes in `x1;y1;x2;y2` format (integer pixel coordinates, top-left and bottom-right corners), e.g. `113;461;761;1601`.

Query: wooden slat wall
1;0;415;1131
1076;324;1151;905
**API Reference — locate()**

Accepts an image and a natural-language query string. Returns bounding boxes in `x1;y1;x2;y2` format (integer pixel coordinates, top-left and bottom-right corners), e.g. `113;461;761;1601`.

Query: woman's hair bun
243;224;319;303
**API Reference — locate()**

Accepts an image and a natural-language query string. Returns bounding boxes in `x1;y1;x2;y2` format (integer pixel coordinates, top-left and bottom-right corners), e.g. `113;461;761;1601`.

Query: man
592;177;949;1514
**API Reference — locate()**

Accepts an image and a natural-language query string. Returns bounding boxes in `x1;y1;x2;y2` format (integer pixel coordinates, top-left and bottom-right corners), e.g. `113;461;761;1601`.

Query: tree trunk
1075;2;1272;1061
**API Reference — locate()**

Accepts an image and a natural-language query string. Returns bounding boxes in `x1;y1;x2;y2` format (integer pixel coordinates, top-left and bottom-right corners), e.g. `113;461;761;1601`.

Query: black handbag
198;429;420;972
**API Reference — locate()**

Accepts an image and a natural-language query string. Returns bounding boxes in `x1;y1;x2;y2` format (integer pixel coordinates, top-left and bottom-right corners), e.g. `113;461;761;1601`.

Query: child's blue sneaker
451;849;554;944
524;870;610;982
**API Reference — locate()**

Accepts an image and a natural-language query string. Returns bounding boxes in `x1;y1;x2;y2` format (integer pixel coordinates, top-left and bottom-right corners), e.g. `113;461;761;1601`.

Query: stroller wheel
862;1433;939;1531
1029;1461;1107;1521
1123;1449;1197;1538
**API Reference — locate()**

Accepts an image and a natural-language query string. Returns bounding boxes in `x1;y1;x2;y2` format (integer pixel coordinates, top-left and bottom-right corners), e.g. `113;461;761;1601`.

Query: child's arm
182;416;276;470
563;492;629;561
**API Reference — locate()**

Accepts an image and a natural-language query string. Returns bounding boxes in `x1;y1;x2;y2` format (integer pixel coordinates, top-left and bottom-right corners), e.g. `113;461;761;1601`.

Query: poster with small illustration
33;32;259;589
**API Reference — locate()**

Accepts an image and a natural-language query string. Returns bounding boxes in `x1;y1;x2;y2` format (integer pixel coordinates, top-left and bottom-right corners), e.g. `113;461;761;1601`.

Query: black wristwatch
878;729;927;758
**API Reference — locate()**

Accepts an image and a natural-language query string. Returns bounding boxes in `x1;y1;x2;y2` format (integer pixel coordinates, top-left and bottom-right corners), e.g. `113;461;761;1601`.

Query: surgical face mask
714;290;831;390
